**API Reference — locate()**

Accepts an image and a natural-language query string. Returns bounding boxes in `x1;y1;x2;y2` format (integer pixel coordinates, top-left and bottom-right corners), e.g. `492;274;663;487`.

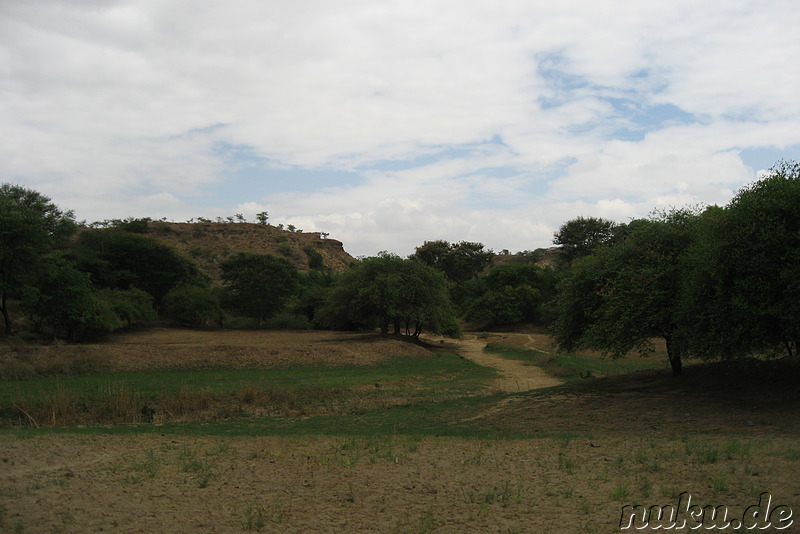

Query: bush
262;311;313;330
304;247;324;269
223;316;258;330
162;284;224;326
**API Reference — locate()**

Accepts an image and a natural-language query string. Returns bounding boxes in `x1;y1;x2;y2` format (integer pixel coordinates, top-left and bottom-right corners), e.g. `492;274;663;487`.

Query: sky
2;1;799;257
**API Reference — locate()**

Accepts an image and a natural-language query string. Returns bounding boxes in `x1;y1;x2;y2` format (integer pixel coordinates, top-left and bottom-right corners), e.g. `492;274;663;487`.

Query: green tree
0;184;77;334
72;229;206;305
320;253;459;338
683;161;800;359
162;284;224;326
411;240;494;283
295;269;335;327
551;210;698;375
94;288;157;328
20;257;95;338
220;252;300;328
464;263;553;326
553;216;619;263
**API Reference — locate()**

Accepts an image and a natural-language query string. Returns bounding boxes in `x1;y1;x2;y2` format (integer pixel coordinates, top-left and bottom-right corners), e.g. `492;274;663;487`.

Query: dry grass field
1;328;798;533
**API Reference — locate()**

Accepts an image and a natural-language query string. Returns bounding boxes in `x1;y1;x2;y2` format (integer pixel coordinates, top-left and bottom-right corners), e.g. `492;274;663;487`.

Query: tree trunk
0;291;12;335
413;322;422;339
665;335;683;376
379;317;389;337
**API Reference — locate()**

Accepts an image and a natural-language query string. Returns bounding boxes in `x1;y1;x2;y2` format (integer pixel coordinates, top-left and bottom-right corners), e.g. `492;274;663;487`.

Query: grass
2;351;497;428
484;343;669;381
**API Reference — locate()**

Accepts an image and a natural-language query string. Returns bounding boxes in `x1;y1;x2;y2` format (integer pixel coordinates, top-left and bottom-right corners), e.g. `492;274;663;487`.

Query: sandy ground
2;433;798;534
1;329;798;533
0;329;434;379
448;335;563;393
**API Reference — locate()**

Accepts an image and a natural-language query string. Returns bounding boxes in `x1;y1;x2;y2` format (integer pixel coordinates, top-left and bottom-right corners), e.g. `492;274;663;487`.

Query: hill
144;221;356;284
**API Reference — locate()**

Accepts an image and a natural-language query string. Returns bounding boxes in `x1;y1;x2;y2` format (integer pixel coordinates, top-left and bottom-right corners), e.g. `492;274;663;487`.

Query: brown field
0;328;432;379
1;328;798;533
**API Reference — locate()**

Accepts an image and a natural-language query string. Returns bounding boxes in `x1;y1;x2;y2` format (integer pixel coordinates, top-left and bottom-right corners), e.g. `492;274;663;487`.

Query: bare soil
0;328;433;379
2;432;797;533
1;328;798;533
440;335;563;393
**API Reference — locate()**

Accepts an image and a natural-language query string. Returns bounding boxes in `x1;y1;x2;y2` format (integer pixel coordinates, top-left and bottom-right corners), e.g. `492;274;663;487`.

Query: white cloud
2;0;799;257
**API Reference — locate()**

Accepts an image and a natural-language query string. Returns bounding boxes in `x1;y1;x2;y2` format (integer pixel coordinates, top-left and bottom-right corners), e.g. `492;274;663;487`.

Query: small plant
558;452;575;473
697;446;719;464
723;439;750;459
611;484;630;500
711;476;729;494
241;503;286;532
639;477;652;498
236;384;261;405
464;445;488;466
241;503;266;531
124;449;162;482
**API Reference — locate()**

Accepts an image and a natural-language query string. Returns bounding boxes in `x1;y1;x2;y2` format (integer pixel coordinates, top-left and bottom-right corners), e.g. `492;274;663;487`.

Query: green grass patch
2;392;539;439
2;352;498;428
484;343;668;381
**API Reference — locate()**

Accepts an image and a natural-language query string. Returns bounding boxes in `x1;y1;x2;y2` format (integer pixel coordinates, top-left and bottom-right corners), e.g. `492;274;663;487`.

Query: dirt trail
450;335;563;393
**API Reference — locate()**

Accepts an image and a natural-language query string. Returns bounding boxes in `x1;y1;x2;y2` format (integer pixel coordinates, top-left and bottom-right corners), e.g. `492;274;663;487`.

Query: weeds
611;484;630;500
241;503;267;531
697;446;719;464
558;452;575;473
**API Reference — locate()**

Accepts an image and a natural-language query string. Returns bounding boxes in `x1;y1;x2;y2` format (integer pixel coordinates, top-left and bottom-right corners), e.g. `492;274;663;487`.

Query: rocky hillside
145;222;356;284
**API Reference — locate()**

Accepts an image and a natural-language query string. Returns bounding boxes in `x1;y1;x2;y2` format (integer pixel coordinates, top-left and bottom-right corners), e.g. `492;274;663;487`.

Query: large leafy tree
553;216;619;264
551;210;697;375
683;161;800;359
0;184;76;334
71;229;206;305
162;284;224;327
321;253;459;338
464;263;555;326
19;257;100;339
220;252;300;327
411;240;494;283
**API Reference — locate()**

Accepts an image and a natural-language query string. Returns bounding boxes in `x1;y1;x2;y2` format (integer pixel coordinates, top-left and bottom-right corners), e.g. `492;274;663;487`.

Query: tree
553;216;619;263
551;210;698;375
19;257;100;339
683;161;800;359
0;184;77;334
162;284;224;326
220;252;300;327
304;247;325;270
463;263;554;326
94;288;157;328
72;229;206;305
411;240;494;283
256;211;269;225
320;253;459;338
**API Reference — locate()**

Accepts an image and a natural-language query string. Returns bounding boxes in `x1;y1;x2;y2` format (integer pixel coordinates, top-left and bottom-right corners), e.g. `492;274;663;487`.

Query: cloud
2;0;799;257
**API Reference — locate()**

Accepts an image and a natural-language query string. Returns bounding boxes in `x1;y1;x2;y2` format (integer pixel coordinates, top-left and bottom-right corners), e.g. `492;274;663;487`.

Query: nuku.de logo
619;492;793;530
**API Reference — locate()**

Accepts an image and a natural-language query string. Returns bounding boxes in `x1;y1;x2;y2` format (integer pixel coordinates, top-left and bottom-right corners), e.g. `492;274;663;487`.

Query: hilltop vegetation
145;220;355;282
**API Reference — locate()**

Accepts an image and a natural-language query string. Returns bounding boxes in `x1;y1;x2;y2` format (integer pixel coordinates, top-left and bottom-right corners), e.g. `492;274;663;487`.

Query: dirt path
451;335;562;393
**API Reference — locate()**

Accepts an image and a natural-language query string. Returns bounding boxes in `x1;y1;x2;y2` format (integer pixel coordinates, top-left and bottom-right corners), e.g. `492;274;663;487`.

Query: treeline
0;185;550;341
1;161;798;376
550;160;800;375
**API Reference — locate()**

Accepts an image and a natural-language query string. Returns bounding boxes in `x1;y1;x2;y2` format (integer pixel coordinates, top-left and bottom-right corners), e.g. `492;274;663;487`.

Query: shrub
162;284;224;326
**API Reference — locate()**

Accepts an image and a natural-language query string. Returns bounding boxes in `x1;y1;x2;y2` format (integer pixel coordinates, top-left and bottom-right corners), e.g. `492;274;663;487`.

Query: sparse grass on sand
1;328;798;533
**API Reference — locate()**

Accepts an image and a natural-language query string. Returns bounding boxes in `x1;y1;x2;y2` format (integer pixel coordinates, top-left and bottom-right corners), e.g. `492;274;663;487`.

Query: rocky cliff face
145;222;356;284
